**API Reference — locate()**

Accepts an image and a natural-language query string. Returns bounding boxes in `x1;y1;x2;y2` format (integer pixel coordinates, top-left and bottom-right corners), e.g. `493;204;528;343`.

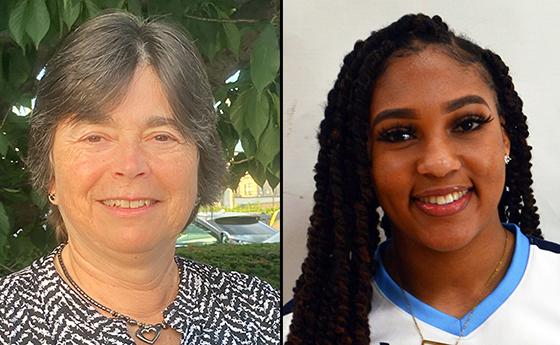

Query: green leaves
250;24;279;95
0;133;9;157
0;0;280;274
0;201;10;256
61;0;82;29
9;0;51;50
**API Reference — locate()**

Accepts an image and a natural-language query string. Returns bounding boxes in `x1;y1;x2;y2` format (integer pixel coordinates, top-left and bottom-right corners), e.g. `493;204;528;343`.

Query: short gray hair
28;11;226;242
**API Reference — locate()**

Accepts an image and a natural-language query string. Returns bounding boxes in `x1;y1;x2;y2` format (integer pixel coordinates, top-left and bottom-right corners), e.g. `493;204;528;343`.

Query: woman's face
369;46;510;252
50;65;199;253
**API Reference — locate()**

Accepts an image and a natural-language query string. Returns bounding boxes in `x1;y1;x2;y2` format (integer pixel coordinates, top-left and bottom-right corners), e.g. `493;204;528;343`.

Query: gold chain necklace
396;231;509;345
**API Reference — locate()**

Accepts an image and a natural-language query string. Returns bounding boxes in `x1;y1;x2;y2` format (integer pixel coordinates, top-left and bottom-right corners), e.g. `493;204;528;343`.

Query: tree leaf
127;0;142;16
250;24;279;94
84;0;99;18
7;48;31;88
247;88;269;145
25;0;51;49
266;169;279;189
240;129;256;157
217;118;238;160
8;0;29;50
248;159;266;187
0;133;9;156
229;88;250;136
222;21;240;58
0;202;10;245
270;153;280;176
268;89;280;126
62;0;82;29
256;122;279;167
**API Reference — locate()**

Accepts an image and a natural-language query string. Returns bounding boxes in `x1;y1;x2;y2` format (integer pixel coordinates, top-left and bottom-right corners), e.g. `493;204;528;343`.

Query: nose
416;139;461;177
112;141;150;179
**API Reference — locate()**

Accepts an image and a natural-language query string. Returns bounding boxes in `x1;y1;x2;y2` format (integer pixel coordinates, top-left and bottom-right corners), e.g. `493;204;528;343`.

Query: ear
48;180;57;205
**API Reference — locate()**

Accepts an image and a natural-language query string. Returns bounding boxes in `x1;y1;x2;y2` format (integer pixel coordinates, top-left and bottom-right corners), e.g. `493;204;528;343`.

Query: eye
453;114;493;133
153;134;177;142
84;134;104;143
377;126;416;143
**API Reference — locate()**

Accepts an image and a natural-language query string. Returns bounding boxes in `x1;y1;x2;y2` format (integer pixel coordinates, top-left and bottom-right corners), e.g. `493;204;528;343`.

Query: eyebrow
71;114;182;131
371;94;490;128
443;95;490;113
145;116;183;131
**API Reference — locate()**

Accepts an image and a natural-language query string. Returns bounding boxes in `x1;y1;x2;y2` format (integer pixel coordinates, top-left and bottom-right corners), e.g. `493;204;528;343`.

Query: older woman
284;14;560;344
0;12;279;345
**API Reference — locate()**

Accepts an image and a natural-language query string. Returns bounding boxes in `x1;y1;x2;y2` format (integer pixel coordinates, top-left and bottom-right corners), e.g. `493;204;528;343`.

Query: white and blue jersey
283;224;560;344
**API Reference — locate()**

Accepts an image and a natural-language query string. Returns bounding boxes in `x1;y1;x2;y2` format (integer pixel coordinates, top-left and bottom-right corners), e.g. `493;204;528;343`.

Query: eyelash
152;133;178;142
83;134;105;143
376;114;494;143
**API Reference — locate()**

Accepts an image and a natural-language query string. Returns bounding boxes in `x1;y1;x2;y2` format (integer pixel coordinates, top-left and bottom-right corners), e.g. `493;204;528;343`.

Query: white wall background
283;0;560;303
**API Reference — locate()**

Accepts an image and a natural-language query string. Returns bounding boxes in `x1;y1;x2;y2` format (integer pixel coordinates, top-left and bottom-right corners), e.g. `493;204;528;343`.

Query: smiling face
369;46;510;252
50;65;199;253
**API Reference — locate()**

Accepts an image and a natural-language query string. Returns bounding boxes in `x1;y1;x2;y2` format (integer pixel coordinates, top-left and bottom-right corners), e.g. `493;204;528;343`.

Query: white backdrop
283;0;560;303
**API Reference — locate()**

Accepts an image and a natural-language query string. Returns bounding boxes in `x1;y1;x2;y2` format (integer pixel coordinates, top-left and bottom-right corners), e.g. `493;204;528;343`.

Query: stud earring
504;155;512;165
48;193;56;202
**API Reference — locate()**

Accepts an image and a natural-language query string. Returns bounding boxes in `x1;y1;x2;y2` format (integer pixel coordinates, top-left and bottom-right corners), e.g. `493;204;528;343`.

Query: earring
504;155;512;165
195;195;201;205
48;193;56;202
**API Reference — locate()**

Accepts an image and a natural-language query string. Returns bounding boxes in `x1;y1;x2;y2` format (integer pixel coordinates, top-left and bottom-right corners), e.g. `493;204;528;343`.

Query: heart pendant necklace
56;243;179;344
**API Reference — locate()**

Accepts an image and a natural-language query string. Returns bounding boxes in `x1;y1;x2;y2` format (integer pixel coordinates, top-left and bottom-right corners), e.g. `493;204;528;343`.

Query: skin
369;46;514;318
50;65;196;344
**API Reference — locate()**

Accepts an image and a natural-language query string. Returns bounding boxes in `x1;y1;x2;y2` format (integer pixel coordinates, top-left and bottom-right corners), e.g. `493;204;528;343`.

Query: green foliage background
0;0;280;273
176;243;279;289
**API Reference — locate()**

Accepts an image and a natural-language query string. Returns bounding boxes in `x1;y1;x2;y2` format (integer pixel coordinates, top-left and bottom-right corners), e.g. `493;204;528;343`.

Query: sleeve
0;280;13;344
241;275;281;345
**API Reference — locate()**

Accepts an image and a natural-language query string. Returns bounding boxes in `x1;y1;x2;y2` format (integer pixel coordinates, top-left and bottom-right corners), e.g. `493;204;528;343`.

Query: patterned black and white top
0;247;280;344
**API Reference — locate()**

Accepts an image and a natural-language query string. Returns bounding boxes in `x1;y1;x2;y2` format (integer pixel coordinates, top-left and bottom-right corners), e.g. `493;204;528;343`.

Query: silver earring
48;193;56;202
195;196;201;205
504;155;512;165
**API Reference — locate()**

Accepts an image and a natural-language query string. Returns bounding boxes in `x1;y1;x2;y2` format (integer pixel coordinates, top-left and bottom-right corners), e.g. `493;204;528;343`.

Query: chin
104;229;174;254
415;224;480;253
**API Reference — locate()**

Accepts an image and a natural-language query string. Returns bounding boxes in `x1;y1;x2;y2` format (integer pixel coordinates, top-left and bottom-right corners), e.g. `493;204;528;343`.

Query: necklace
395;230;509;345
55;243;180;344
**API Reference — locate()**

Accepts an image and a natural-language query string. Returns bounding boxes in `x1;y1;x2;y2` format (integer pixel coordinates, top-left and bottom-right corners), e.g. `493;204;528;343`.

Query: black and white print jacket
0;248;280;344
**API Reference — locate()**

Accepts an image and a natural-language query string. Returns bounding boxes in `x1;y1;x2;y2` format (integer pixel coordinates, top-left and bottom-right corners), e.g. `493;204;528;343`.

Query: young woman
283;13;560;345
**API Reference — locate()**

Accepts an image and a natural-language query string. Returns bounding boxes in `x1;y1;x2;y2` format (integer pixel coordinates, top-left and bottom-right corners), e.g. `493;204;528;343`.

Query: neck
384;221;514;318
56;239;179;323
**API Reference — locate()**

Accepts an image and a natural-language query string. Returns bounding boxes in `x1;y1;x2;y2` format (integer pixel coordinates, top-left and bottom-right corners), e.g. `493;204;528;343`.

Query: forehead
370;47;497;114
65;66;179;127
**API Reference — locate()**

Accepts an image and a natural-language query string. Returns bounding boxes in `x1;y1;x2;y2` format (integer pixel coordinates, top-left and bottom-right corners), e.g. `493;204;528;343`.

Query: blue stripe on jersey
373;223;529;337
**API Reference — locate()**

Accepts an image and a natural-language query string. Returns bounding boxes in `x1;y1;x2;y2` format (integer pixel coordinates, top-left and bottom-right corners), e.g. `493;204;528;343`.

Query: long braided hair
286;13;541;345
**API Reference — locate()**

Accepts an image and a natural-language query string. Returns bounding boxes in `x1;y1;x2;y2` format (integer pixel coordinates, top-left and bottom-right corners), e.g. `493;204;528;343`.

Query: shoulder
176;256;280;341
0;253;56;340
0;254;54;308
527;235;560;254
176;255;279;312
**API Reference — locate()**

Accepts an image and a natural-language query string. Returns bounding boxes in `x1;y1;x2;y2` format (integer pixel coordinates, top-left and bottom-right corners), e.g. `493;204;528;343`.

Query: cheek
371;149;413;195
53;147;108;200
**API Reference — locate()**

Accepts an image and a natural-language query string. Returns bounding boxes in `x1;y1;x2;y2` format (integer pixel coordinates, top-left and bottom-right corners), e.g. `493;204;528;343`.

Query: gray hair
28;11;226;242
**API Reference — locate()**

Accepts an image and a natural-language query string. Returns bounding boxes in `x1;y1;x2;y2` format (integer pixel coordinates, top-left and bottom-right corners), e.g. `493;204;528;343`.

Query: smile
101;199;155;209
413;188;472;217
417;190;468;205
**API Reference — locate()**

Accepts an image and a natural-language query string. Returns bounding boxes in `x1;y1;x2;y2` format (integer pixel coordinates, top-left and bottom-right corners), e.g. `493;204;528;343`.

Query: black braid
286;13;541;344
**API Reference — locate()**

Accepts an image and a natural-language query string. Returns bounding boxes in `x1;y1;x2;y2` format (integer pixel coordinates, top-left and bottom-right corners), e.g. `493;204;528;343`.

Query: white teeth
418;190;468;205
102;199;152;208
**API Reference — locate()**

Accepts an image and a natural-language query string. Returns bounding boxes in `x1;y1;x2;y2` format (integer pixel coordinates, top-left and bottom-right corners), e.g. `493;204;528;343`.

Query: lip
413;188;473;217
413;186;472;198
97;198;160;217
